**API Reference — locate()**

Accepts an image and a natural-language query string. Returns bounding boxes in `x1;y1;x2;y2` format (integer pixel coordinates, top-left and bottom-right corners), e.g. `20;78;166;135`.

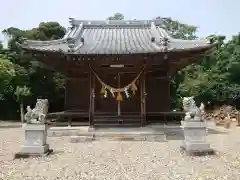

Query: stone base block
182;140;210;151
180;141;215;156
20;144;50;154
145;135;167;142
15;148;53;159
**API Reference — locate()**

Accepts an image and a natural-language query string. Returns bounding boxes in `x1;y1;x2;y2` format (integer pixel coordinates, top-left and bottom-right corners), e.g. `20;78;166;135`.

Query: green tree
14;85;31;124
1;22;66;119
107;13;124;20
177;33;240;107
0;57;15;99
156;17;198;40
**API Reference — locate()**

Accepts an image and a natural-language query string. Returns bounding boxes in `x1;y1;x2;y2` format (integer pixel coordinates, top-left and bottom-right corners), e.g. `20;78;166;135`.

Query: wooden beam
90;66;144;73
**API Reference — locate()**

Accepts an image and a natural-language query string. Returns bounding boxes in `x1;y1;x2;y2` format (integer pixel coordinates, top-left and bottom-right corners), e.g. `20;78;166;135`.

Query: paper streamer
124;88;129;98
110;88;115;98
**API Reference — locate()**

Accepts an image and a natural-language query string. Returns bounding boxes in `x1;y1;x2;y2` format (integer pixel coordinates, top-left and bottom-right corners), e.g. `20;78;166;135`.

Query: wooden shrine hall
19;18;216;127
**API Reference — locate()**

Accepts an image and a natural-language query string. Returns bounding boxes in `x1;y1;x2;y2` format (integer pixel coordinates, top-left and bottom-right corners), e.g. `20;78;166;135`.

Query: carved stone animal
24;99;49;124
182;97;204;122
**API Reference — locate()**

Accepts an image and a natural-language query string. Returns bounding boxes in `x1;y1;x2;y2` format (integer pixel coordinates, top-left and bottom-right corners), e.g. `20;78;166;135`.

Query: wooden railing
46;111;185;127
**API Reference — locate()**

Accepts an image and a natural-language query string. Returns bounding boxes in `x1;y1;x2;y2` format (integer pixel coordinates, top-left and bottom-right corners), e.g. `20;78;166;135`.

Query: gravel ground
1;124;240;180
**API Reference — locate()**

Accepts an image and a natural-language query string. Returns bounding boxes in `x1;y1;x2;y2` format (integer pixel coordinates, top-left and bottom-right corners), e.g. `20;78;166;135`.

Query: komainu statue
182;97;205;122
24;99;49;124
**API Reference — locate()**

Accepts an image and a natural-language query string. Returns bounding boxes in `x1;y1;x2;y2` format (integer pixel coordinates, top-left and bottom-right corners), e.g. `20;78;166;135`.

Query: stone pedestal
15;124;52;158
180;121;214;156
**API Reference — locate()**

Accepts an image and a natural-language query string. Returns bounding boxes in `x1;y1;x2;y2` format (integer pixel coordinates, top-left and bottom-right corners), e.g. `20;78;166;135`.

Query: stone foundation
15;124;52;158
181;121;214;156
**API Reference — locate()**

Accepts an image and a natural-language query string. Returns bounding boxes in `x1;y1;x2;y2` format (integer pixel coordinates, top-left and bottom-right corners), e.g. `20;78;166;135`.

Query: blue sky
0;0;239;41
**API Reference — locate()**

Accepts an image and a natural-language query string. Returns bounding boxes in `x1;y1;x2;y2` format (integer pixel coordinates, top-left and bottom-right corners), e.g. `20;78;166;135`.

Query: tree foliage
107;13;124;20
0;22;66;119
0;57;15;99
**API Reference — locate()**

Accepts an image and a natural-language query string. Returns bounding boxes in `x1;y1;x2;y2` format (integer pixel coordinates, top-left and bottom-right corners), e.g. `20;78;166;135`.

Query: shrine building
19;18;216;127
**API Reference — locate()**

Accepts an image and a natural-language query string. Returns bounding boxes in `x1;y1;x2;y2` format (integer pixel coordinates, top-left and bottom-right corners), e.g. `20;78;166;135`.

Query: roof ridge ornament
69;17;76;28
150;22;162;43
161;37;170;47
66;37;76;52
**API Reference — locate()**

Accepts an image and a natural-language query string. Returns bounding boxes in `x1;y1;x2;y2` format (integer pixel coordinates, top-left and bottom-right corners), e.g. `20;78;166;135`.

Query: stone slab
49;126;90;131
180;145;215;156
20;144;50;154
69;133;166;142
182;140;210;151
24;130;47;146
23;123;47;130
181;121;206;128
48;126;165;137
17;123;51;158
183;128;207;142
145;135;167;142
69;136;95;143
14;149;53;159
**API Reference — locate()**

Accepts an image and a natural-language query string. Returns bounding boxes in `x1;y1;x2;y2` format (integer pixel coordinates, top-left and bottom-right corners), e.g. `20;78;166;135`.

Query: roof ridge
69;18;164;27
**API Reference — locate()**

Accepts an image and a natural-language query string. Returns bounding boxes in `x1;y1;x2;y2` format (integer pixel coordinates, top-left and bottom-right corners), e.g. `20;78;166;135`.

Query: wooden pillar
142;70;147;125
140;68;147;126
117;73;121;116
89;68;93;127
140;76;143;126
92;75;95;125
166;68;171;111
64;86;67;110
65;78;72;127
164;38;171;112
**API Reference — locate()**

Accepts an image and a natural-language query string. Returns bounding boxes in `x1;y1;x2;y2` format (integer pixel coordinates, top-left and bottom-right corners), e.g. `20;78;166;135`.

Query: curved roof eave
17;18;218;56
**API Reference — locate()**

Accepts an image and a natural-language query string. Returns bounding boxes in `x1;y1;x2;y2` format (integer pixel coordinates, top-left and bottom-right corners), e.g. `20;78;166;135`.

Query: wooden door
94;73;118;114
94;72;141;115
65;77;89;111
119;73;141;115
146;73;170;112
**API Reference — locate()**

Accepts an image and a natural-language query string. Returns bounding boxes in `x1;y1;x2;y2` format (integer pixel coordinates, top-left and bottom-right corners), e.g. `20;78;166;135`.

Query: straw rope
90;66;145;93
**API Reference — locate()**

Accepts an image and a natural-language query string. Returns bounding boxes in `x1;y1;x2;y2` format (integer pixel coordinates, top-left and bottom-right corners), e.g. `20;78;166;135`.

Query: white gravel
1;124;240;180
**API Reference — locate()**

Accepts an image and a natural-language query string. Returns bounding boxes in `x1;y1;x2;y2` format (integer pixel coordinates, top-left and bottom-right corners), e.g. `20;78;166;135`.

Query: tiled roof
20;19;214;54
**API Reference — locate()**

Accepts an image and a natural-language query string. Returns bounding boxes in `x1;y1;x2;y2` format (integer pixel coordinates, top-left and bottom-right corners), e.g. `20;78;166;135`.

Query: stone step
49;130;166;137
69;133;166;143
48;126;90;137
48;126;167;142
